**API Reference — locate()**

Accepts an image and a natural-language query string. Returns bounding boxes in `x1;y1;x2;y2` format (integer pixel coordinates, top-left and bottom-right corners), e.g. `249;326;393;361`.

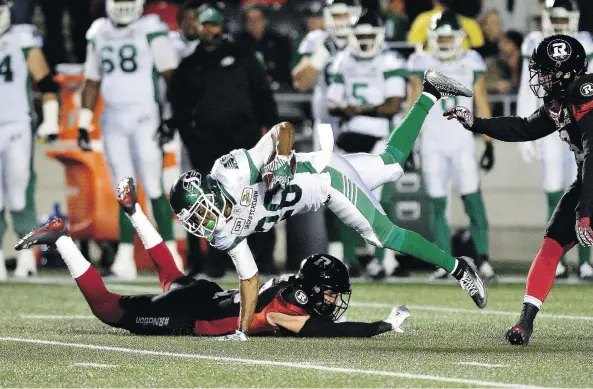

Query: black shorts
116;277;224;335
545;180;581;247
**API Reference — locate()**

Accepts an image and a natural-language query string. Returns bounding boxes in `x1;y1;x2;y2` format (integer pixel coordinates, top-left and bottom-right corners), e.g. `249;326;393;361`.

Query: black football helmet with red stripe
529;34;587;99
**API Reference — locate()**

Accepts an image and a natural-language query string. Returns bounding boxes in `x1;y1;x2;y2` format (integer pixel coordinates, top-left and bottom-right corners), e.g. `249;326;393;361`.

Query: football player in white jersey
408;10;495;281
516;0;593;280
169;70;487;340
0;0;59;280
326;9;406;278
170;0;200;62
79;0;181;279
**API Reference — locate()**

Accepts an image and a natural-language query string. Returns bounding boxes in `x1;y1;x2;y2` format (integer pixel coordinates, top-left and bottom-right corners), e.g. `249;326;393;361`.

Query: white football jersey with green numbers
0;25;42;125
408;50;484;150
86;15;169;106
328;49;407;138
209;149;331;251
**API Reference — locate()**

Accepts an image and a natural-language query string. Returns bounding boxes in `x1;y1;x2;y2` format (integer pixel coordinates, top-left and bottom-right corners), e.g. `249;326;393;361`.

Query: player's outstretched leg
15;218;125;325
380;69;473;168
117;177;186;291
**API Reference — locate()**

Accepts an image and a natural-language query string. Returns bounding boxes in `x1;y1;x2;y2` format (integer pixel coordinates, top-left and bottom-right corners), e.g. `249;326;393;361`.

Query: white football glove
215;330;249;341
37;100;60;137
518;142;538;164
383;305;411;334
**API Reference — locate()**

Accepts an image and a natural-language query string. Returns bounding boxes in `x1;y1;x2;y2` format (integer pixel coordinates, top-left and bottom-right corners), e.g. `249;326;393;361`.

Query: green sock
547;191;565;265
11;209;39;238
430;197;451;254
0;210;5;246
374;185;396;263
151;195;174;241
339;224;359;265
381;93;435;166
578;246;591;266
119;208;134;244
461;191;489;255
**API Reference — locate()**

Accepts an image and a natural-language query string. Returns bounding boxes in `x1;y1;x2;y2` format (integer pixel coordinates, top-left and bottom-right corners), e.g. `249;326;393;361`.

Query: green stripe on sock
430;197;451;255
578;245;591;267
461;191;489;255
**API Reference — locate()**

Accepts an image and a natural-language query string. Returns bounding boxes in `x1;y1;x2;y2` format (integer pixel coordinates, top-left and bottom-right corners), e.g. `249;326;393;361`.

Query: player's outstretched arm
444;105;558;142
267;306;410;338
227;240;260;338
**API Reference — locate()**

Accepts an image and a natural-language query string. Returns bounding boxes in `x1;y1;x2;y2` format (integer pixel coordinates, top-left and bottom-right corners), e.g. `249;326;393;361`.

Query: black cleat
15;218;68;250
117;177;138;216
455;256;488;309
506;324;532;346
423;68;473;100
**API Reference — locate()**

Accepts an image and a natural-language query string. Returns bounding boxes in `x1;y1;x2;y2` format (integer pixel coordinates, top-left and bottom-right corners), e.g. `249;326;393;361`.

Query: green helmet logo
169;171;228;240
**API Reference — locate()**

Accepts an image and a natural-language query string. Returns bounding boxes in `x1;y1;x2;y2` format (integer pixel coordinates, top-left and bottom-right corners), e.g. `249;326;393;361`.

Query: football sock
578;245;591;266
339;224;359;266
546;191;566;266
0;210;5;246
380;93;435;166
461;191;489;255
151;194;174;242
119;208;134;244
524;237;565;305
11;209;39;238
128;203;183;291
55;235;91;278
429;197;451;254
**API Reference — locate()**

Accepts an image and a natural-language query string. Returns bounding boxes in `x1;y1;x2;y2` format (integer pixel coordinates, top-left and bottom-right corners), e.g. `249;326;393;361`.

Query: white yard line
455;362;509;368
351;302;593;321
70;362;117;368
0;337;548;388
20;314;95;320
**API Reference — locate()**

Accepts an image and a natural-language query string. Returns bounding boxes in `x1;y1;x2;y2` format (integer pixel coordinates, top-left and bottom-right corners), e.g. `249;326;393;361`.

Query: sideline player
516;0;593;279
444;34;593;345
408;10;495;281
78;0;182;279
15;177;411;338
168;69;488;340
0;0;59;279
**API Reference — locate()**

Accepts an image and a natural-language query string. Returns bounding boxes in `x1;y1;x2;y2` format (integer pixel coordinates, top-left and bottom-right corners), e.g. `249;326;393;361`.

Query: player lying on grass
444;34;593;345
168;69;488;340
14;178;410;338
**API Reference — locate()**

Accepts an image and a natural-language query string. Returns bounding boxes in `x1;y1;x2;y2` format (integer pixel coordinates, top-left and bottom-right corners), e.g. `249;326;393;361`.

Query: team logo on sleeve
581;83;593;97
295;290;309;305
547;39;572;63
220;155;238;169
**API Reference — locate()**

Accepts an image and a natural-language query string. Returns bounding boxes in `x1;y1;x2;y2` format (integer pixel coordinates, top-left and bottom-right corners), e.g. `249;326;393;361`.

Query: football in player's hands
262;150;296;192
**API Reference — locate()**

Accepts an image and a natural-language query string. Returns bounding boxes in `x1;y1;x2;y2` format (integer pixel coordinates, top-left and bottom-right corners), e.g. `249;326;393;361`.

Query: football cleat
456;256;488;309
15;218;68;250
555;262;568;279
578;262;593;280
423;68;473;100
506;323;533;346
117;177;137;216
366;258;387;280
479;261;497;281
430;267;451;280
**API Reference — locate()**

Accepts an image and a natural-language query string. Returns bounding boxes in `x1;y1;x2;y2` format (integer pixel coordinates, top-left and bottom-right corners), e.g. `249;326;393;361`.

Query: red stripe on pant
75;266;124;325
147;241;185;292
525;237;573;303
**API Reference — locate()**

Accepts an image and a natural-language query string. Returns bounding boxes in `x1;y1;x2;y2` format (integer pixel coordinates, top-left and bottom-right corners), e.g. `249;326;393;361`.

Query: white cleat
13;248;37;278
0;250;7;281
578;262;593;281
430;267;450;280
479;261;497;281
166;241;185;273
555;262;568;279
385;305;411;333
109;243;137;280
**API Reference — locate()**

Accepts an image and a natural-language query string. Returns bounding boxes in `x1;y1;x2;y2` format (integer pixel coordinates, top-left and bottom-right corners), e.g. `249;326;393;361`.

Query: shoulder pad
379;50;406;72
567;74;593;103
298;30;327;55
464;50;486;71
407;51;430;72
138;14;169;34
86;18;108;40
280;284;310;310
11;24;42;48
521;31;544;58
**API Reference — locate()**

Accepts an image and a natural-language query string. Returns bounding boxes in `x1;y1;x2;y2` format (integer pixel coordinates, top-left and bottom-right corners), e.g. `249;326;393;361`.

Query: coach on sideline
169;3;280;279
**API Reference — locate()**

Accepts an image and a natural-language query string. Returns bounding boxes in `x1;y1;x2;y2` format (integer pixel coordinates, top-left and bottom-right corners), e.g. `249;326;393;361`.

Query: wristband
78;108;94;130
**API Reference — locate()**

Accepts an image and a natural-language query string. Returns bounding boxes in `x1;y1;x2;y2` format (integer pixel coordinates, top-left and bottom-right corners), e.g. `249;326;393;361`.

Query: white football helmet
349;10;385;59
106;0;145;26
324;0;362;48
427;10;465;61
541;0;580;37
0;0;11;36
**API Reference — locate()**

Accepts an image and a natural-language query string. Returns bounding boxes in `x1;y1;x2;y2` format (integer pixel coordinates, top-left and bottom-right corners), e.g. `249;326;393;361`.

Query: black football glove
78;128;92;151
443;106;474;129
156;118;177;148
480;142;495;172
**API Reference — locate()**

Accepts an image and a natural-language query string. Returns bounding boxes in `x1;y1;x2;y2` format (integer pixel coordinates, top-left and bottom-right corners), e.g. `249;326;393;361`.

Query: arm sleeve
471;107;558;142
227;239;258;280
577;112;593;219
247;54;280;129
295;317;393;338
247;130;275;170
150;34;179;72
84;42;101;81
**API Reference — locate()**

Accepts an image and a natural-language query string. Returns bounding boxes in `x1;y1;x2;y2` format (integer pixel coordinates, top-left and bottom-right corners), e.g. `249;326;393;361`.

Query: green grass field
1;275;593;388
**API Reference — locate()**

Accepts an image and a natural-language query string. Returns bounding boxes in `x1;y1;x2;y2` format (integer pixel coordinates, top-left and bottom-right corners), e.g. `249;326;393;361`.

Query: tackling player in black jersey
15;178;409;339
444;34;593;345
